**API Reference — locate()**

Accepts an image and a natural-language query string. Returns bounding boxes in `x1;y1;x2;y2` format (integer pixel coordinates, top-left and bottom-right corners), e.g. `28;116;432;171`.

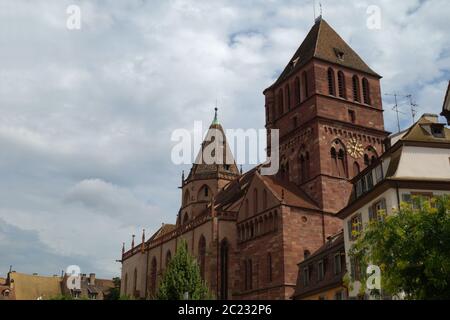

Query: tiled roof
273;18;379;87
9;272;62;300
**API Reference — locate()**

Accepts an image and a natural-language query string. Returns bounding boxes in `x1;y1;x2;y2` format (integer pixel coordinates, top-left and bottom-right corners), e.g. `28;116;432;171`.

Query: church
119;17;389;300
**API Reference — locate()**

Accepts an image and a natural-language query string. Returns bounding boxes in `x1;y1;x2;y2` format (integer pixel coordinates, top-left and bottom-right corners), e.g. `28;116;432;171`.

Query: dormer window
431;125;445;138
334;48;345;61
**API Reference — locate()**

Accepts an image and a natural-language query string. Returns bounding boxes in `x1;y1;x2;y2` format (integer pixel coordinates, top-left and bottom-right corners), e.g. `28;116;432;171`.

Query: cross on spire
212;107;219;125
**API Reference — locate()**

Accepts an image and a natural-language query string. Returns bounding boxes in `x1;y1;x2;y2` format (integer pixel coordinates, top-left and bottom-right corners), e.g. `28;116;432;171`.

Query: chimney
89;273;95;286
421;113;439;123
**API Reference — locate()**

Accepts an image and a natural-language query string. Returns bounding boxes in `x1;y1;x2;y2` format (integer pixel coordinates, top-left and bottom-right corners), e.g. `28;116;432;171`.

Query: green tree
104;277;121;300
156;240;212;300
349;195;450;300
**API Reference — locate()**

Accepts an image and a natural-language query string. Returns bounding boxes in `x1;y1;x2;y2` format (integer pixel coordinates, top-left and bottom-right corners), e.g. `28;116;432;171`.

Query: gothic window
303;71;309;98
183;190;190;206
331;141;347;178
330;147;338;176
267;253;273;282
352;75;360;102
278;89;284;117
338;71;346;98
124;273;128;295
253;188;258;214
285;84;291;110
263;189;267;210
299;154;306;183
362;78;371;105
198;235;206;280
197;185;211;202
133;268;138;297
165;250;172;268
220;239;229;299
295;76;301;104
328;68;336;96
338;149;347;178
150;257;157;296
183;212;189;224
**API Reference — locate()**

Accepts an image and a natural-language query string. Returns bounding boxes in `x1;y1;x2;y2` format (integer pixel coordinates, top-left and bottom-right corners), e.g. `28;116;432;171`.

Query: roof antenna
386;92;406;133
406;94;419;124
313;0;316;22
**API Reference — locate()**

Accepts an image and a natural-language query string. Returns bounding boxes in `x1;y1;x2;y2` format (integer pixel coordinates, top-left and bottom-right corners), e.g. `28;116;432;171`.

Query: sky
0;0;449;279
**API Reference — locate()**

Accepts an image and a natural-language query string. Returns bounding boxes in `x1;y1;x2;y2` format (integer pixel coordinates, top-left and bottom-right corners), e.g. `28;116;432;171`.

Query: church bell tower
264;18;389;214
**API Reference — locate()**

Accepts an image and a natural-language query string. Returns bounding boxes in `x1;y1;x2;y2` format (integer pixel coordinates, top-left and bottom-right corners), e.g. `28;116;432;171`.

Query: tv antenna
385;92;406;133
406;94;419;124
313;0;316;21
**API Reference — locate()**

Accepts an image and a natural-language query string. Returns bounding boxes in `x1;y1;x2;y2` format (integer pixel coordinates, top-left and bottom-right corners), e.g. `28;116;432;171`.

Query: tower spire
212;107;219;125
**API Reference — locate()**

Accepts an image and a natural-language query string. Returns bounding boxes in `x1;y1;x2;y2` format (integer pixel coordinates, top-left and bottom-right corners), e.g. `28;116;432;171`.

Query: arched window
295;77;301;104
263;190;267;210
197;185;211;202
150;258;157;296
303;71;309;99
253;188;258;214
353;161;360;177
338;149;347;178
183;190;190;206
198;235;206;280
220;239;229;299
330;147;338;176
331;141;347;178
124;273;128;295
133;268;138;297
278;89;284;117
338;71;346;98
299;154;306;183
183;212;189;224
285;84;291;110
286;162;290;181
352;75;360;102
267;253;273;282
165;250;172;268
328;68;336;96
362;78;370;105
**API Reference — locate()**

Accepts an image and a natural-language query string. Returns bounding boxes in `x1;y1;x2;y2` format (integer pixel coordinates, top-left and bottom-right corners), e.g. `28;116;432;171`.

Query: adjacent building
292;231;347;300
120;17;389;300
0;270;114;300
337;113;450;299
442;81;450;125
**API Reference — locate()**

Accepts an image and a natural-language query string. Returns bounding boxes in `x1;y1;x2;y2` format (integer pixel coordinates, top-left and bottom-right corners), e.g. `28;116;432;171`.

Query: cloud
0;0;449;278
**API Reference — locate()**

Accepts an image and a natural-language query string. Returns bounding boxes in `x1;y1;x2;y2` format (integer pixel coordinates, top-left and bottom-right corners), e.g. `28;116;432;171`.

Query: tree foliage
104;277;121;300
156;240;212;300
349;195;450;300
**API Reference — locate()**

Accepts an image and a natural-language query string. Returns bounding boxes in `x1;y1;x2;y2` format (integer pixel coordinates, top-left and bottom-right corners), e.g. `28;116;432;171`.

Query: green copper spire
212;107;219;125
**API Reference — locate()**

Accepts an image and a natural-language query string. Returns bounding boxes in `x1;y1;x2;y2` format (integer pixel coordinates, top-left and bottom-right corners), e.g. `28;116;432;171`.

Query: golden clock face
347;138;364;159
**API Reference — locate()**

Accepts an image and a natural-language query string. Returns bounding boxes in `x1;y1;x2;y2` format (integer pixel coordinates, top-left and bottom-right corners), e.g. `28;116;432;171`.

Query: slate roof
273;18;379;87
